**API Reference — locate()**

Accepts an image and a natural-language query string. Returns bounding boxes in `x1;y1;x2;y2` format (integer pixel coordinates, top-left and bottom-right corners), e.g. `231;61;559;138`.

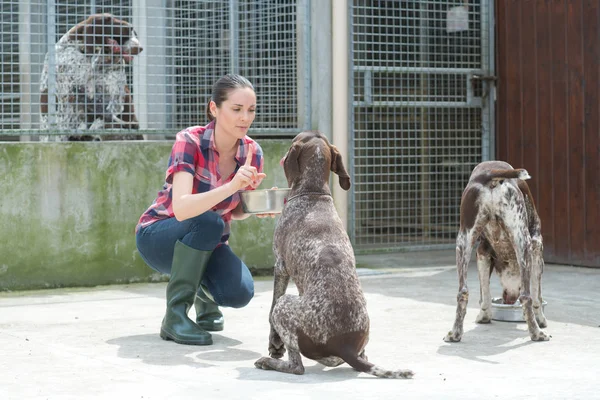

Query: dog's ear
284;141;302;179
330;145;351;191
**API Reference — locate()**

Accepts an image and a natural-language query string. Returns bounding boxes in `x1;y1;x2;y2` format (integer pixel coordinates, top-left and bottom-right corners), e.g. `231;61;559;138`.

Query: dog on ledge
39;13;143;141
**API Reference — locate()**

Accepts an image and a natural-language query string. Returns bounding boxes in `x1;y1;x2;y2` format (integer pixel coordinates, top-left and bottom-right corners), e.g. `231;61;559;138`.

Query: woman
135;74;272;345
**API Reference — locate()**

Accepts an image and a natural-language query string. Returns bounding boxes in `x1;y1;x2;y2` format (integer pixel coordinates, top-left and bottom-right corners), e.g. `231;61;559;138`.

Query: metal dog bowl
491;297;547;322
239;188;290;214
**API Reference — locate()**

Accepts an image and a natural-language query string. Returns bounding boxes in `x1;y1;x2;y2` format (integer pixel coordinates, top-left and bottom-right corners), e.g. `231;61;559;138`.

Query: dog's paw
443;331;462;342
254;357;274;370
268;332;286;359
534;311;548;328
475;309;492;324
531;330;551;341
269;342;286;359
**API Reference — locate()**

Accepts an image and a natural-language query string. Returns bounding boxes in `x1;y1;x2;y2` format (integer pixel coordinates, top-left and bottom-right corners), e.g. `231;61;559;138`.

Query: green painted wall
0;140;291;291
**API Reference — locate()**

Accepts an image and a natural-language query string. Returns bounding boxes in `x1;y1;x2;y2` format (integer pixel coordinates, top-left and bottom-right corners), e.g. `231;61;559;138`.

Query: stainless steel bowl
491;297;548;322
239;188;291;214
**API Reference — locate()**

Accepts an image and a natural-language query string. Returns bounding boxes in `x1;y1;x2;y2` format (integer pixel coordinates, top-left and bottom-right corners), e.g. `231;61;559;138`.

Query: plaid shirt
136;121;264;243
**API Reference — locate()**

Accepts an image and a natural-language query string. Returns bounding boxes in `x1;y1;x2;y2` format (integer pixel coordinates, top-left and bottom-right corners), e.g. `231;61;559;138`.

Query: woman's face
211;87;257;141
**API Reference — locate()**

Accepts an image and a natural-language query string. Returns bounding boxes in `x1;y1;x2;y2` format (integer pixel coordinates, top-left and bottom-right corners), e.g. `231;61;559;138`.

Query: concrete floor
1;250;599;400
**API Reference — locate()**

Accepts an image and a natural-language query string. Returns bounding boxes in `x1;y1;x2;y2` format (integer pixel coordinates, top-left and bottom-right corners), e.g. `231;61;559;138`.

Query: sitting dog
444;161;549;342
39;13;143;141
254;131;414;378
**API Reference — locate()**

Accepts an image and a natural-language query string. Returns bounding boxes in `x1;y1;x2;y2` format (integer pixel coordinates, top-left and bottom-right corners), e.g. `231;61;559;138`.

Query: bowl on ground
239;188;291;214
491;297;548;322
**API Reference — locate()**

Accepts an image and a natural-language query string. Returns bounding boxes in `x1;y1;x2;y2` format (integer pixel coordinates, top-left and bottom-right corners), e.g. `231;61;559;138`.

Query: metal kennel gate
349;0;494;252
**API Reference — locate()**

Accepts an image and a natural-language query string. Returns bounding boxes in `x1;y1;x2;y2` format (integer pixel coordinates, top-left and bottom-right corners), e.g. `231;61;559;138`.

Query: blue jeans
135;211;254;308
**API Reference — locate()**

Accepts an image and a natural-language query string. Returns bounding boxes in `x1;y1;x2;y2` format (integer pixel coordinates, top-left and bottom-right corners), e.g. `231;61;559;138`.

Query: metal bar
353;66;483;74
354;243;455;255
353;100;483;108
363;69;372;104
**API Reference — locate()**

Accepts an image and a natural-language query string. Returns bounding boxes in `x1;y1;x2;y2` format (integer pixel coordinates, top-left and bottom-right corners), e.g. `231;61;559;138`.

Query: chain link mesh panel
351;0;491;251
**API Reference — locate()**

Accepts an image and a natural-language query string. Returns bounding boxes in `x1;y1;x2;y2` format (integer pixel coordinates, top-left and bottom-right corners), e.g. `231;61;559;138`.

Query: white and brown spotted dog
40;13;143;141
444;161;549;343
254;131;413;378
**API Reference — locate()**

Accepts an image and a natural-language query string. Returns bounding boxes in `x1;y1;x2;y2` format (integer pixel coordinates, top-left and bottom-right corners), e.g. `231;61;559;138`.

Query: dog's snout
125;38;143;54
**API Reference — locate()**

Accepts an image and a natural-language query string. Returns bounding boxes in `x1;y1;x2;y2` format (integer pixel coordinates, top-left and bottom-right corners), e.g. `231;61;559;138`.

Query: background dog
254;131;414;378
40;13;143;141
444;161;549;342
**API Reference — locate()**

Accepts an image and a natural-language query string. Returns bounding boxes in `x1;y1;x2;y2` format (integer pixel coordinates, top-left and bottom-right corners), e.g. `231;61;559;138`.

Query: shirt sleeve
165;129;198;184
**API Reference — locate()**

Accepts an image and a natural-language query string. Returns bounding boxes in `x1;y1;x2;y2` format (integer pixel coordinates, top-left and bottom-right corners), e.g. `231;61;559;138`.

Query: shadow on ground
107;332;262;367
236;362;372;384
437;322;539;363
357;251;600;329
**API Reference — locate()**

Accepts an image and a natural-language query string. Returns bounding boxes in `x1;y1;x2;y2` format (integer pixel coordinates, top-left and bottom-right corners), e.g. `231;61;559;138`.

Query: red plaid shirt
136;121;264;243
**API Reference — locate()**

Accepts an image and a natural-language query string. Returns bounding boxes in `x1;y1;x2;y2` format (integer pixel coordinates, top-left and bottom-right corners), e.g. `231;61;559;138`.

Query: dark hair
205;74;255;122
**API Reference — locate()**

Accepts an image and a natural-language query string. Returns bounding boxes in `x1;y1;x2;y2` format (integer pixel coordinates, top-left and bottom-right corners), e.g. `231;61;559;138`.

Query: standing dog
254;131;414;378
444;161;549;342
40;13;143;141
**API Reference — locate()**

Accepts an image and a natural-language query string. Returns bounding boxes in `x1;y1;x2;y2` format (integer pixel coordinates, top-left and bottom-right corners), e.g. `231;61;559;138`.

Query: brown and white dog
254;131;414;378
40;13;143;141
444;161;549;342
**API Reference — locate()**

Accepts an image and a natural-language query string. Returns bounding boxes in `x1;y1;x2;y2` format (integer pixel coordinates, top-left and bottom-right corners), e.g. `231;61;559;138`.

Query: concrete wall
0;140;291;291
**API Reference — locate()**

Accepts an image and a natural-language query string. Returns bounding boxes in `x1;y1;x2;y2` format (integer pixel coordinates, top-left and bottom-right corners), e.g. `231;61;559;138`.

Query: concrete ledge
0;140;290;291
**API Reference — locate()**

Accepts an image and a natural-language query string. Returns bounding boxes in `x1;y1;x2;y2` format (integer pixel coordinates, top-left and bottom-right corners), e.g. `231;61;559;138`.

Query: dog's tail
475;168;531;186
339;349;414;379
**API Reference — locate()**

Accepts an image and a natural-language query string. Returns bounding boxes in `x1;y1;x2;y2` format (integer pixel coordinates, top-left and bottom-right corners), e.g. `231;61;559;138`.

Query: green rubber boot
159;240;213;345
194;286;224;332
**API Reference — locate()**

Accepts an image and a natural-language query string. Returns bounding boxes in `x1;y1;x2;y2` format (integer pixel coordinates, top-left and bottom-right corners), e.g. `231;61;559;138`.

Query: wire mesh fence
350;0;493;251
1;0;305;140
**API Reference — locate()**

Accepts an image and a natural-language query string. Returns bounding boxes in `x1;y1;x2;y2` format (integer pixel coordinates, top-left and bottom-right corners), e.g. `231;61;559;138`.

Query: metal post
46;0;57;130
297;0;312;131
483;0;496;161
310;0;332;135
229;0;239;73
419;2;431;236
347;1;355;244
19;0;32;140
332;0;350;232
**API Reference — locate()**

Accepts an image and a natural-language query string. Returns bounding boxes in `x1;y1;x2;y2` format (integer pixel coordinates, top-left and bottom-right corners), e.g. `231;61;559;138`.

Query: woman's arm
230;202;252;221
171;149;265;221
171;172;237;221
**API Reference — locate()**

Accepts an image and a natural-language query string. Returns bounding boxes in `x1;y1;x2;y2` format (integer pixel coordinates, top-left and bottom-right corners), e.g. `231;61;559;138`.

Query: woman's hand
230;144;266;192
255;213;277;219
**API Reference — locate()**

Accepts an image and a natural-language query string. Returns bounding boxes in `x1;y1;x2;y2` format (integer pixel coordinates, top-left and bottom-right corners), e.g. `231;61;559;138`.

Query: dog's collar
284;192;332;204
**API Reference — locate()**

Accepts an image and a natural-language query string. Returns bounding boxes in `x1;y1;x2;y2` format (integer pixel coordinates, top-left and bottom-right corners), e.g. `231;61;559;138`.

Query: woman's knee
218;279;254;309
182;211;225;250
